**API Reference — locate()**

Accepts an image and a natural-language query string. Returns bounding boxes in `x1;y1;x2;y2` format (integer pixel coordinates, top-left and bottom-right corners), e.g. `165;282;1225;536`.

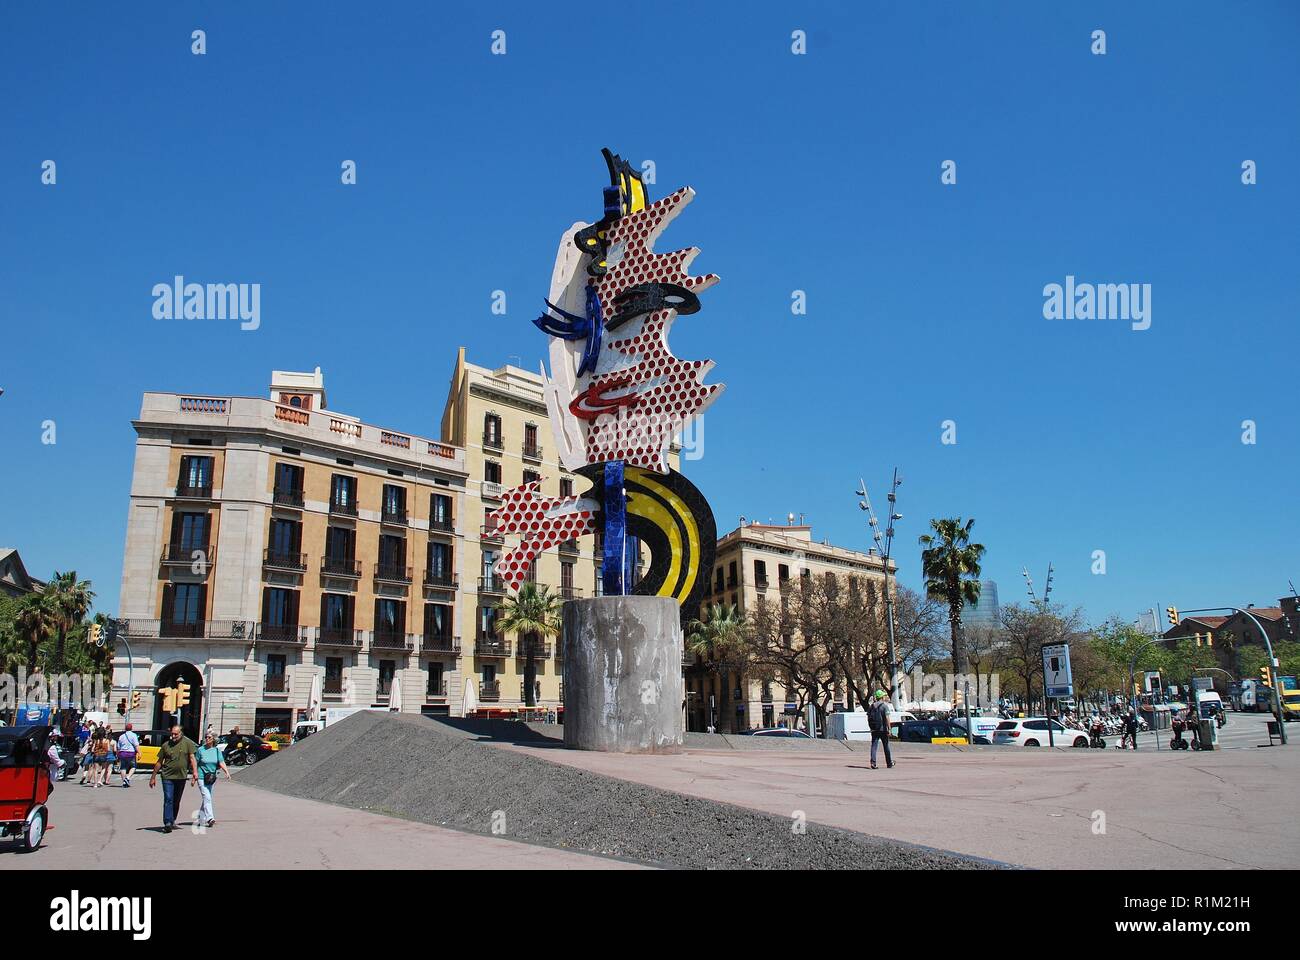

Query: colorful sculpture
493;150;720;621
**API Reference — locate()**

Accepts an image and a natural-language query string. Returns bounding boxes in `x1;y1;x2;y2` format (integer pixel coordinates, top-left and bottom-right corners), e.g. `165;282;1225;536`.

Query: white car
992;717;1089;748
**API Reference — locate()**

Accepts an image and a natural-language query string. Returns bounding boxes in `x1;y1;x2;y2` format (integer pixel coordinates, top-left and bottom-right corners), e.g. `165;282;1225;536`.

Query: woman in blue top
195;732;231;828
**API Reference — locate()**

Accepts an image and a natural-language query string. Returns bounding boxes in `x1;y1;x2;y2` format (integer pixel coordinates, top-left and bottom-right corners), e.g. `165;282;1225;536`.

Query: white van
1195;692;1224;720
950;714;1002;743
825;709;917;741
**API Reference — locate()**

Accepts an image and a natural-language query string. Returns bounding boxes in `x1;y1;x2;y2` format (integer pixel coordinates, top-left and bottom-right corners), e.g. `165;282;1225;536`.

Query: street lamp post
857;470;903;710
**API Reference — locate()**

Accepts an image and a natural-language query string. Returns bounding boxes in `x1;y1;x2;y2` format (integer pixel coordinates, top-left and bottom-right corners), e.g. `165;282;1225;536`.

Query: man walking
116;723;140;788
868;690;895;770
149;724;199;832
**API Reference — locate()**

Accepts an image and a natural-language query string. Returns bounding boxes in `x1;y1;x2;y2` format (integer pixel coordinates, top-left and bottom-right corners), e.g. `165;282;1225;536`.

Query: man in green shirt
149;725;199;833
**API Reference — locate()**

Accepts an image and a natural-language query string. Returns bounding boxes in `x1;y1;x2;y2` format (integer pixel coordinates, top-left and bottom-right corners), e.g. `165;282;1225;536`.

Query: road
493;713;1298;869
4;773;643;870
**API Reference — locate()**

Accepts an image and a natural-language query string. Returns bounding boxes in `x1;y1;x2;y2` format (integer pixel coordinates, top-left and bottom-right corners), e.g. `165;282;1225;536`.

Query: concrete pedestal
562;596;684;754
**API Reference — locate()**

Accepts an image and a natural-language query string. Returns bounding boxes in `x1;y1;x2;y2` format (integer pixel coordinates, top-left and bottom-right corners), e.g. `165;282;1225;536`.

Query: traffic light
131;690;141;711
1166;606;1179;627
1193;631;1213;647
176;681;192;709
1259;666;1271;686
104;618;119;644
953;687;964;708
89;623;102;646
116;698;126;716
158;686;177;713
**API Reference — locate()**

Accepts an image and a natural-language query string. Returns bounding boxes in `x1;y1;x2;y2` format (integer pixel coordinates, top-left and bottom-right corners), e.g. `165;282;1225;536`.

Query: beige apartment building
113;354;670;738
687;520;893;733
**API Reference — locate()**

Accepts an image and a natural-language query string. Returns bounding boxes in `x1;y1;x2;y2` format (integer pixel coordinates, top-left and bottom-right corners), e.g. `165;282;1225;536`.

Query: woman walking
90;726;114;788
195;731;231;828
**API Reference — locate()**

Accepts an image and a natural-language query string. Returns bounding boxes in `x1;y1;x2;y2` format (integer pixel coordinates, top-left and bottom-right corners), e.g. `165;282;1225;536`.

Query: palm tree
495;583;563;707
918;517;985;674
44;570;94;672
686;603;749;731
15;591;56;673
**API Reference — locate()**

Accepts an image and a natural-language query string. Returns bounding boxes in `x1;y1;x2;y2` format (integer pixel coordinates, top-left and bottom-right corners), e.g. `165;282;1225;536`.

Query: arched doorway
153;661;204;742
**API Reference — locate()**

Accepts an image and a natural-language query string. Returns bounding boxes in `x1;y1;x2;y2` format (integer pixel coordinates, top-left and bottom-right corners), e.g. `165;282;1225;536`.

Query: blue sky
2;1;1297;623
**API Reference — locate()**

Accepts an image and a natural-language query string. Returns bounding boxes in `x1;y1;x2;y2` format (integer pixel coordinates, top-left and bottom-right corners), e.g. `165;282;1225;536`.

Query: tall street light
858;470;903;710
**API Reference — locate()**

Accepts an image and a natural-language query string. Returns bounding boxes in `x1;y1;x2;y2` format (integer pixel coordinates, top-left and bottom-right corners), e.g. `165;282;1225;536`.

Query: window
778;564;790;582
523;469;541;486
378;534;406;568
267;654;286;677
322;594;353;630
424;603;451;639
754;560;767;583
561;562;574;591
330;474;356;511
427;662;445;696
524;423;538;451
559;478;574;498
167;583;205;624
484;461;502;485
274;462;303;495
262;588;298;626
171;512;209;551
430;493;453;529
481;550;497;578
269;518;301;559
479;606;497;637
178;455;213;492
483;414;502;445
374;599;404;636
377;659;395;694
325;526;355;561
427;541;452;578
382;484;407;521
715;568;724;592
482;664;497;682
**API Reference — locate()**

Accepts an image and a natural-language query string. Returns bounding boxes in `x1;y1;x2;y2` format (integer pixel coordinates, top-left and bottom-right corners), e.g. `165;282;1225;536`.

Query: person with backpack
116;723;140;788
868;690;895;770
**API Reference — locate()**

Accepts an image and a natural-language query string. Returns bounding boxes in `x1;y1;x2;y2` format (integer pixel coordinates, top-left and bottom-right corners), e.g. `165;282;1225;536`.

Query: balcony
273;487;304;509
481;481;503;500
482;432;504;453
161;543;215;567
421;634;461;656
376;678;395;699
317;627;363;649
559;585;583;600
264;674;288;694
425;680;449;700
174;481;213;500
558;539;581;555
122;619;250;641
475;635;511;658
422;570;458;591
263;548;307;572
381;507;408;527
522;442;543;462
371;630;414;652
374;563;413;585
323;677;343;696
321;555;361;579
255;623;307;646
516;639;551;660
480;521;504;542
428;517;455;535
479;680;501;701
478;574;507;595
329;499;358;518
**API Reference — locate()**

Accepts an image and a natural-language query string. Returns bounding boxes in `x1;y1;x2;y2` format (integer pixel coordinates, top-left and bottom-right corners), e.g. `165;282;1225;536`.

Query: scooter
1088;726;1108;749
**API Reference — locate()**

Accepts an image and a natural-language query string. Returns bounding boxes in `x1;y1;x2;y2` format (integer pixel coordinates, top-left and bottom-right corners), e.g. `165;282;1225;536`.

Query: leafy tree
918;517;985;673
43;570;94;673
494;583;562;707
998;602;1085;714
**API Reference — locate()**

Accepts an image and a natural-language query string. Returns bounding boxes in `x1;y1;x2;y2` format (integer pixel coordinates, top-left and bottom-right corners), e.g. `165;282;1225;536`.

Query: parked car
743;728;812;738
218;733;277;764
992;718;1089;748
896;720;976;744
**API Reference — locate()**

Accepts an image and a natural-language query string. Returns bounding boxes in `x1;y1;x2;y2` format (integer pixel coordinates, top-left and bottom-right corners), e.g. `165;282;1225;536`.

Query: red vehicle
0;725;53;851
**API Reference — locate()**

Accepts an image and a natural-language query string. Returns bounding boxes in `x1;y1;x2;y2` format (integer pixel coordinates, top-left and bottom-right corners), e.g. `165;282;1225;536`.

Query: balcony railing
381;507;408;526
273;487;305;509
320;556;361;578
423;570;458;590
371;630;414;652
425;680;449;700
421;634;461;655
559;585;583;600
474;635;511;658
161;543;215;567
255;623;308;646
323;677;343;696
558;539;580;555
480;680;501;701
374;563;413;584
122;619;250;641
263;548;307;572
478;575;507;595
516;639;551;660
482;433;504;452
522;442;543;461
481;481;503;499
317;627;363;649
175;482;213;499
264;675;288;694
376;678;394;698
329;499;359;517
428;517;455;534
480;521;504;541
755;576;770;590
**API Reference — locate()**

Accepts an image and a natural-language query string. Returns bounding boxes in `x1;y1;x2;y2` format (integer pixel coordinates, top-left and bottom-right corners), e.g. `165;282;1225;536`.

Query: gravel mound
240;711;1002;870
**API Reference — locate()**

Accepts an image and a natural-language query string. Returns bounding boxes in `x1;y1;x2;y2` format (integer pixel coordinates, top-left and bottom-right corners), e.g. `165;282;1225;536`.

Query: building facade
113;354;670;738
686;520;892;733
